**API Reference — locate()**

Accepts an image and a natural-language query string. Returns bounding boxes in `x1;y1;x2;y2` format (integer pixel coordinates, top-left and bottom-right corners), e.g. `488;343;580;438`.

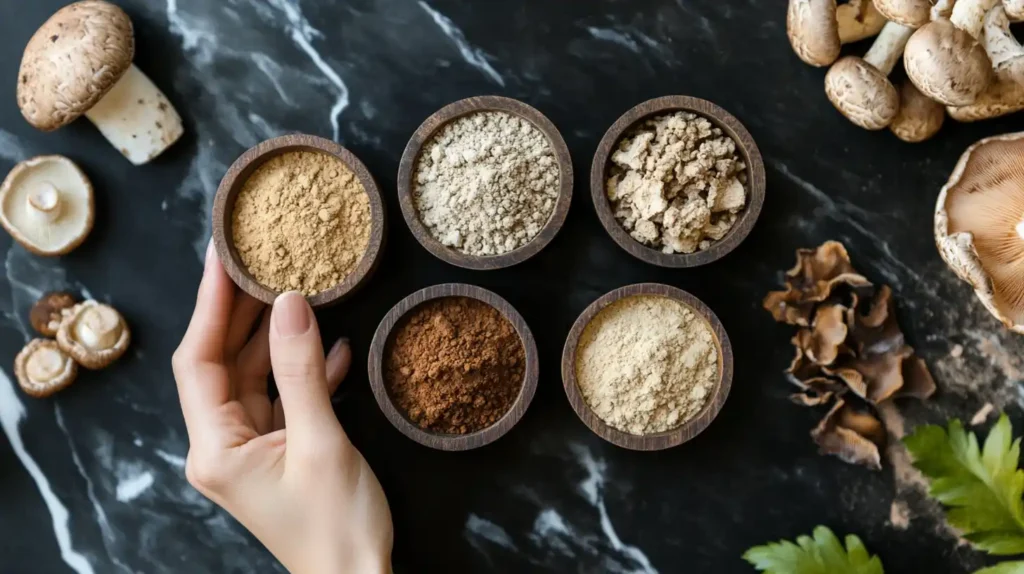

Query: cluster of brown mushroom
15;293;130;397
763;241;935;469
788;0;1024;142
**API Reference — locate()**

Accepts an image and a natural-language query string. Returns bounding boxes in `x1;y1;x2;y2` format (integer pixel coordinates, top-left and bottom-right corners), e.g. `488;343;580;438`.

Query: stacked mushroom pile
763;241;935;469
15;293;131;397
788;0;1024;142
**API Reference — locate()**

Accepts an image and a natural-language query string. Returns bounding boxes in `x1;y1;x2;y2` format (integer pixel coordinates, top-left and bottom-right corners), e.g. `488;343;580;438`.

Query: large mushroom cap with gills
936;133;1024;332
825;56;900;130
904;19;992;106
0;155;95;256
17;0;134;131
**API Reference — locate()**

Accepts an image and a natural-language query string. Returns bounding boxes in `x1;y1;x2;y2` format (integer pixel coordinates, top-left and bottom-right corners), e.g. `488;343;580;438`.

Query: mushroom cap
788;0;841;67
904;19;992;106
824;56;900;130
947;76;1024;122
56;300;130;369
873;0;932;28
0;155;95;256
30;292;77;337
17;0;134;131
14;338;78;398
890;81;945;142
935;132;1024;333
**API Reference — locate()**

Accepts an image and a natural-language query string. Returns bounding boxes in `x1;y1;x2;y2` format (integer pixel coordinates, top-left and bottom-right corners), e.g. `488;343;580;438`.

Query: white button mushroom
824;21;915;129
14;339;78;398
0;155;94;256
873;0;933;28
17;1;183;165
947;5;1024;121
904;0;997;106
56;300;131;369
935;133;1024;333
889;80;945;142
788;0;887;67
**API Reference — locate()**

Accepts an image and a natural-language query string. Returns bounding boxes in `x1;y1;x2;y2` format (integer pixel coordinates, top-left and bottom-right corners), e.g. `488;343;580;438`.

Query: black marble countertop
3;1;1024;572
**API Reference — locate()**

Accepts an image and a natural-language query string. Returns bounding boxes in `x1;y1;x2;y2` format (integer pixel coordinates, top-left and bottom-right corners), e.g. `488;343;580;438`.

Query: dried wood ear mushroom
936;133;1024;333
764;241;935;469
30;292;76;337
56;300;130;369
15;338;78;398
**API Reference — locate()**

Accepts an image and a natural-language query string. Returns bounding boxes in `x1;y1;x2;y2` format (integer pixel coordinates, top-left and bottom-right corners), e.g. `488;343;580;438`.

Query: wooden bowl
561;283;734;450
397;96;573;270
212;134;386;307
590;96;766;268
368;283;539;450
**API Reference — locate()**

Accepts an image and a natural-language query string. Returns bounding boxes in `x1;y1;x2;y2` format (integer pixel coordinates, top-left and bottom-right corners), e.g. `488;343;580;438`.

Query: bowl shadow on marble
561;283;734;451
590;95;766;268
367;283;540;451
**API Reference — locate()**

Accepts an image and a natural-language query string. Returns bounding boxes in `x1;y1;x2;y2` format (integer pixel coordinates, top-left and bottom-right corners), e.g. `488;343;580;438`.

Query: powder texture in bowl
384;296;525;434
606;111;747;254
232;150;371;295
575;294;719;435
413;111;559;256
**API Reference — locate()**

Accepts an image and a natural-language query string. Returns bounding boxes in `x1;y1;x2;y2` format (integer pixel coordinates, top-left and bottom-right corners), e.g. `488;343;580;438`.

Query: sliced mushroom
14;338;78;398
788;0;887;67
889;80;946;142
874;0;933;27
30;292;77;337
56;300;130;369
825;21;915;129
904;0;996;106
0;155;94;256
17;1;183;165
935;133;1024;332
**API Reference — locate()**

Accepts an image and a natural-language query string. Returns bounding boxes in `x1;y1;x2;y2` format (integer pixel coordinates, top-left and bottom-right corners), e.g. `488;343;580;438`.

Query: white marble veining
0;128;28;163
115;469;155;503
418;1;506;86
586;27;641;53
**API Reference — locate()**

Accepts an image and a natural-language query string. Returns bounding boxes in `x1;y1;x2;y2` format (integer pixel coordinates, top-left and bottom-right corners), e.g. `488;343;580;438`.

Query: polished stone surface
2;1;1024;572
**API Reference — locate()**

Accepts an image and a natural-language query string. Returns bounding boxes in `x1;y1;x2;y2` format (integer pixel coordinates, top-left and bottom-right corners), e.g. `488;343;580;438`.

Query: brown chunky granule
384;297;525;434
231;150;371;295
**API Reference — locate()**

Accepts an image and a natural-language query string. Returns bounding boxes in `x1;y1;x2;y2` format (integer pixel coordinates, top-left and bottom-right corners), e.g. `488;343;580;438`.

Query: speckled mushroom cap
874;0;932;27
787;0;840;67
824;56;900;130
904;19;991;106
935;133;1024;333
17;0;134;131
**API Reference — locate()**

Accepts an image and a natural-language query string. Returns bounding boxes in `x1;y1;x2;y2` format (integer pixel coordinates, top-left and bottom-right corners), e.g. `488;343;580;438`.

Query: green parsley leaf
904;414;1024;555
975;562;1024;574
742;525;884;574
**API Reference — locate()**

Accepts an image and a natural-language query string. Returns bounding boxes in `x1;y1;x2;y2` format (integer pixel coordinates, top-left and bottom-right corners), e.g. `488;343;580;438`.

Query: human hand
172;242;393;574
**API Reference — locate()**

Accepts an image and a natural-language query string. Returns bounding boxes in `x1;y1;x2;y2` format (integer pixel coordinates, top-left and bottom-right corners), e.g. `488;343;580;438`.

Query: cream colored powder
413;111;559;256
607;111;747;254
575;295;719;435
232;151;371;295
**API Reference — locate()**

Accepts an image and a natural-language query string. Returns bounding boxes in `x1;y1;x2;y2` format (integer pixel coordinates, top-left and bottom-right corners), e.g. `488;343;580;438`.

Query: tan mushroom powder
232;151;371;295
575;295;719;435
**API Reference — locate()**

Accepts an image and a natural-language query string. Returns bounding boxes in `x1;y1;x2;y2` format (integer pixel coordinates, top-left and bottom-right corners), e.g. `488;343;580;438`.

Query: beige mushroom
873;0;933;27
935;133;1024;333
947;77;1024;120
1005;0;1024;19
982;5;1024;85
825;21;915;129
15;339;78;398
788;0;887;67
890;80;946;141
17;1;183;165
30;292;77;337
904;0;996;106
56;300;131;369
0;156;94;256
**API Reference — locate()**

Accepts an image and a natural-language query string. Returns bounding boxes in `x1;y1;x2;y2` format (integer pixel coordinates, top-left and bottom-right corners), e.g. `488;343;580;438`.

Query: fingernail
328;337;349;361
204;240;216;270
273;291;311;337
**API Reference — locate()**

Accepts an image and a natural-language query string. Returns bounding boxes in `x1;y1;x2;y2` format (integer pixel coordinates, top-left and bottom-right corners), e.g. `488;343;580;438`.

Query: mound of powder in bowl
575;295;719;435
231;151;371;295
606;111;747;254
413;111;559;256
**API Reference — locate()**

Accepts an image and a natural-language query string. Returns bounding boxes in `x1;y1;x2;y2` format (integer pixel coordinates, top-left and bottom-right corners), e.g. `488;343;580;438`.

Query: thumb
269;292;340;445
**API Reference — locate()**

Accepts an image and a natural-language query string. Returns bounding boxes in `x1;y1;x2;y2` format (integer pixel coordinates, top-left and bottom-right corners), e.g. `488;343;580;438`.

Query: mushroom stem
75;305;122;350
1016;220;1024;241
863;21;914;74
27;183;61;223
950;0;1000;37
83;64;184;166
983;5;1024;84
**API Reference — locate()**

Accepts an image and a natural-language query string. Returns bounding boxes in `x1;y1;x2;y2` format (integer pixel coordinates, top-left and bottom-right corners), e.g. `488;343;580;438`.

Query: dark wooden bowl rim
397;95;573;270
212;134;386;307
561;283;734;451
590;95;766;268
368;283;540;451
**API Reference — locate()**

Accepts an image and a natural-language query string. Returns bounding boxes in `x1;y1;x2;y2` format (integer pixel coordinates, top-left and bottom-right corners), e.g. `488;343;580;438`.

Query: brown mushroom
0;155;94;256
982;5;1024;85
1005;0;1024;20
889;80;946;142
825;21;915;129
788;0;887;67
14;338;78;398
56;300;130;369
935;133;1024;333
947;76;1024;121
873;0;933;27
811;399;884;470
17;1;183;165
763;241;872;326
904;0;996;106
30;292;77;337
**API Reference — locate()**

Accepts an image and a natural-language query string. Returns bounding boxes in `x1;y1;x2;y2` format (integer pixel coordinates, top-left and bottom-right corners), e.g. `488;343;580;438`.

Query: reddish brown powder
384;297;525;434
